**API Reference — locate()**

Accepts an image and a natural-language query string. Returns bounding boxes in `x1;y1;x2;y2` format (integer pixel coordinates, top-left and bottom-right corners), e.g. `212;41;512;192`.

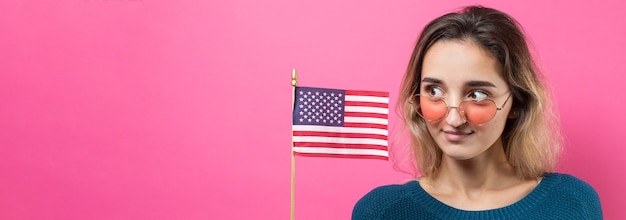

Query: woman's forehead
421;40;506;88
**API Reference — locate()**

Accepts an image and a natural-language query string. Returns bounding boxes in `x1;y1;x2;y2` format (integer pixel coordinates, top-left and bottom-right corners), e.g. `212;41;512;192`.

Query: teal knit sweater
352;173;602;219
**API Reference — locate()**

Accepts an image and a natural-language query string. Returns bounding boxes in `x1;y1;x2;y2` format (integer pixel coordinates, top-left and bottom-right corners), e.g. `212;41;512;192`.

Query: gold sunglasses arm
495;94;513;110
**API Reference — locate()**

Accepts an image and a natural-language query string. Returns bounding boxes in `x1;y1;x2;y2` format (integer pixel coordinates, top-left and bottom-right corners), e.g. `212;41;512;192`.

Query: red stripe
294;152;388;160
343;123;388;129
344;112;388;119
293;131;387;140
345;101;388;108
293;142;388;150
345;90;389;97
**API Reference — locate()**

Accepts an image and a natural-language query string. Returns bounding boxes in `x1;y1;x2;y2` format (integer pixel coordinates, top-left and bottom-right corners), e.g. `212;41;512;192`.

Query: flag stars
294;89;349;126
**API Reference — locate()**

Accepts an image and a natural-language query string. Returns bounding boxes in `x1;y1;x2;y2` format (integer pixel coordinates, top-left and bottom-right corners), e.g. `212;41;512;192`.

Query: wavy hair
398;6;561;179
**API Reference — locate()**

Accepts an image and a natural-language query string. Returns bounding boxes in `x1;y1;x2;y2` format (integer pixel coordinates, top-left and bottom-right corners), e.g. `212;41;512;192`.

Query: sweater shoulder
549;173;599;197
352;182;417;220
545;173;603;219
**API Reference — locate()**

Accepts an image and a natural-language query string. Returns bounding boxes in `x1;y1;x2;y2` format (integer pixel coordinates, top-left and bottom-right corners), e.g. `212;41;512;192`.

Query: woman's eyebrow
421;77;442;84
466;80;497;88
422;78;496;88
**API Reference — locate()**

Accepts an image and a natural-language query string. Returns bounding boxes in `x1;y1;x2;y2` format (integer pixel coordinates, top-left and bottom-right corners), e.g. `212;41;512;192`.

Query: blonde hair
398;6;561;179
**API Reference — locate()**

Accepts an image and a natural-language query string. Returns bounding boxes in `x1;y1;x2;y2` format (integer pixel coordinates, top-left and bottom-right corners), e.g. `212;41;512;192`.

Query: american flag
292;86;389;160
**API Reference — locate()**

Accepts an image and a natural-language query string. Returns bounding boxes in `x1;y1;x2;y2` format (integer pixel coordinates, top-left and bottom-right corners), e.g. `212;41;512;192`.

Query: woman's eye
468;90;488;101
427;87;444;97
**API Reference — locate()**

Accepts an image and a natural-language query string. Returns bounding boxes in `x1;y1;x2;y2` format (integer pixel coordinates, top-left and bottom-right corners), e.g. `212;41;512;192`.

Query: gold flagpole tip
291;68;298;87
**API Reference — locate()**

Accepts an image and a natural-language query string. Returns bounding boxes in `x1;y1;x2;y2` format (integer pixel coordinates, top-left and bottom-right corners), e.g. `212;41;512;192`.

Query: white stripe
344;117;388;125
292;136;387;146
293;147;389;157
292;125;387;136
344;106;388;114
345;95;389;104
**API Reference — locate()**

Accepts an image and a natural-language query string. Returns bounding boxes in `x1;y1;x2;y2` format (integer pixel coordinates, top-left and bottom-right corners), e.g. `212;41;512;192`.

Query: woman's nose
445;107;466;127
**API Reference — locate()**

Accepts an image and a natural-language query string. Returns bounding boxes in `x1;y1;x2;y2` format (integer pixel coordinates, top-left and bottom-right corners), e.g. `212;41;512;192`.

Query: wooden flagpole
291;68;297;220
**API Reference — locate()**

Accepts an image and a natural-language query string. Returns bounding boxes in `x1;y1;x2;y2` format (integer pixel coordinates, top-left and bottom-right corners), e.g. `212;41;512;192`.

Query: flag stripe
345;95;389;103
345;90;389;98
292;136;387;146
293;147;389;157
343;122;387;130
293;152;389;160
344;116;388;125
293;131;387;140
293;142;388;150
293;125;387;136
344;101;388;108
344;106;388;114
344;112;387;119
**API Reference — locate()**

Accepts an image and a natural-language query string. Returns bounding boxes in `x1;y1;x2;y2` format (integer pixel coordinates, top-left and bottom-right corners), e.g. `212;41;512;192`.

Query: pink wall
1;0;624;219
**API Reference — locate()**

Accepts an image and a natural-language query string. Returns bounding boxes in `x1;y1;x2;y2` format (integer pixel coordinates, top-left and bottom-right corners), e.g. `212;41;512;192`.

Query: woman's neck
418;139;541;210
427;139;520;194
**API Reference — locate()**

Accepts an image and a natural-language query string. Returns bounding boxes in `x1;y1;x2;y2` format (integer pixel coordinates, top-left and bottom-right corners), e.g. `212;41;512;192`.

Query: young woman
353;6;602;220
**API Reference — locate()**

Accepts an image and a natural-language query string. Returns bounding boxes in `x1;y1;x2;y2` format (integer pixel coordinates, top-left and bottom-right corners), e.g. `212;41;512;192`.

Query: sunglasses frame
409;93;512;126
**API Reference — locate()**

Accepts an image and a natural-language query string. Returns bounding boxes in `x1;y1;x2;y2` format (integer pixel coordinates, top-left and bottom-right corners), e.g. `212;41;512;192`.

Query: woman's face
419;40;513;161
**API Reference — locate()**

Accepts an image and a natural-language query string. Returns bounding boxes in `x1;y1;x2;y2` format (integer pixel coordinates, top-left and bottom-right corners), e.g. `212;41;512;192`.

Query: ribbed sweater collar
405;173;560;219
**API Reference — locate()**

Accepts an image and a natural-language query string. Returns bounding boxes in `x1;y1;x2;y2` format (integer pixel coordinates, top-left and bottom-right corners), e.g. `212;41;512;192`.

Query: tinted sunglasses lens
461;100;497;125
418;96;447;121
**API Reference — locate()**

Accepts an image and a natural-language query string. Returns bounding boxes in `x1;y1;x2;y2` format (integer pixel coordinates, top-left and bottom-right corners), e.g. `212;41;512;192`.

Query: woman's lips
443;130;474;142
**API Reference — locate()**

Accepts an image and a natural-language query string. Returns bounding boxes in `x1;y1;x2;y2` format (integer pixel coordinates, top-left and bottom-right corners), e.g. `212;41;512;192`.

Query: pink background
1;0;624;219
